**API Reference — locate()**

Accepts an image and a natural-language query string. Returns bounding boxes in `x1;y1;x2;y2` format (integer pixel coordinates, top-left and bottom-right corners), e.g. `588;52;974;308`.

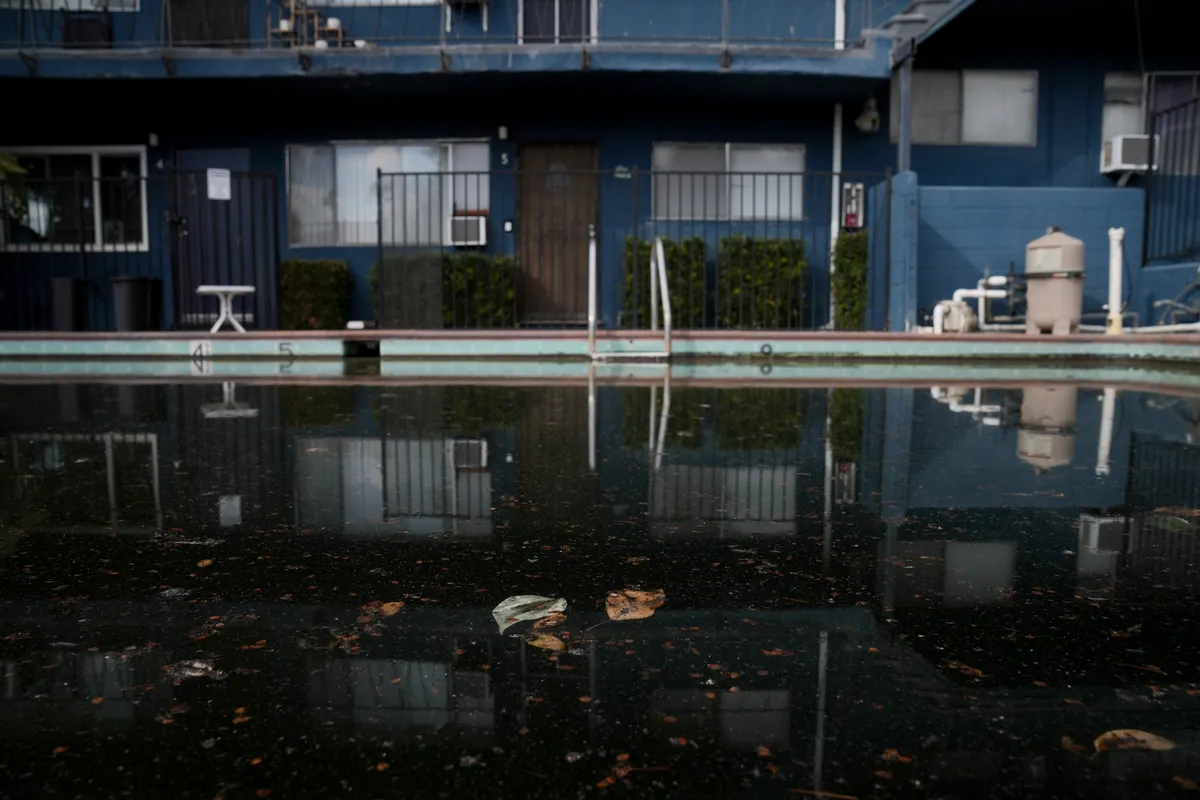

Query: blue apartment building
0;0;1196;331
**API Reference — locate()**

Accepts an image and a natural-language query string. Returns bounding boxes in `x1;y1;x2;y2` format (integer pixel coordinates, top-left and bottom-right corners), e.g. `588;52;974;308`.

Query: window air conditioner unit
1079;513;1130;554
449;216;487;247
452;439;488;469
1101;134;1158;174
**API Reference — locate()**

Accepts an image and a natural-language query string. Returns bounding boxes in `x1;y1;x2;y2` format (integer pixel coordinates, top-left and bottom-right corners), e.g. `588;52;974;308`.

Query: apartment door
517;143;597;326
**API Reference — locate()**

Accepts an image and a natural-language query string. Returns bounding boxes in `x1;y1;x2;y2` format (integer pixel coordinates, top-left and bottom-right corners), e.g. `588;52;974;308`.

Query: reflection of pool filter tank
1017;386;1078;474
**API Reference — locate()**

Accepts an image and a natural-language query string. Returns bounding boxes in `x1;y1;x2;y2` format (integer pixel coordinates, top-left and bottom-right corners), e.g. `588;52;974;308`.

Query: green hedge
443;385;523;438
716;236;806;329
444;253;519;328
372;252;518;328
832;230;869;331
281;259;353;330
623;236;707;328
715;389;806;450
829;388;864;463
283;386;357;428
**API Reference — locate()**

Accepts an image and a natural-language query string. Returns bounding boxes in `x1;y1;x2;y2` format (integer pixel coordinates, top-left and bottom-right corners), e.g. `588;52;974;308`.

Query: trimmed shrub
716;236;806;329
281;259;352;330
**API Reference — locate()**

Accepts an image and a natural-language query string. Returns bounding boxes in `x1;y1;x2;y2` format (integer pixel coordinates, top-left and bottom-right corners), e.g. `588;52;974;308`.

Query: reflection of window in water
651;465;797;537
0;650;171;730
650;688;792;752
7;433;161;532
295;437;492;536
306;658;494;739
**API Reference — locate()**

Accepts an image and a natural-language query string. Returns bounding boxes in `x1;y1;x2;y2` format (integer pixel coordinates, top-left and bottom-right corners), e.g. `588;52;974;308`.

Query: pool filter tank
1017;385;1078;474
1024;228;1085;336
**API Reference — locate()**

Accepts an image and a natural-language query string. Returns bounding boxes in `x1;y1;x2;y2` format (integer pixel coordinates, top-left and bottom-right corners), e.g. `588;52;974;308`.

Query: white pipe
953;287;1006;304
932;302;947;335
587;363;597;471
829;103;843;328
655;238;673;356
1107;228;1125;335
1130;322;1200;333
1096;387;1116;476
587;226;597;359
650;242;659;331
654;371;671;473
833;0;845;49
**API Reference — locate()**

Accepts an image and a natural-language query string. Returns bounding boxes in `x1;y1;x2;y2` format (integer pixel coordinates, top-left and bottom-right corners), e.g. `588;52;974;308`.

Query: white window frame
517;0;597;45
1101;72;1148;145
285;139;490;248
650;142;806;222
0;0;139;9
890;69;1039;148
0;145;149;253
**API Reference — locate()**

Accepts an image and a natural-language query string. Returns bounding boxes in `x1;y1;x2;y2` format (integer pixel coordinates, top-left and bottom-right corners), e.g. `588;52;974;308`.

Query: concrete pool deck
0;329;1197;364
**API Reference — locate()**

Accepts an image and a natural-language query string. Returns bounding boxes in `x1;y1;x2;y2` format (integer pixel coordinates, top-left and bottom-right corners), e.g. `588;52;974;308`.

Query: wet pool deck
0;328;1197;363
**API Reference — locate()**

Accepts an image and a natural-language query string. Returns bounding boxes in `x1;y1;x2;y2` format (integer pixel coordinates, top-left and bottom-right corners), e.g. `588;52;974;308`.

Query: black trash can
112;277;163;332
52;277;88;332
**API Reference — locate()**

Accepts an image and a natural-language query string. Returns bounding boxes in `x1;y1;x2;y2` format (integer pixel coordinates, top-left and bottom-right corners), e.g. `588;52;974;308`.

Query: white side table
196;285;256;333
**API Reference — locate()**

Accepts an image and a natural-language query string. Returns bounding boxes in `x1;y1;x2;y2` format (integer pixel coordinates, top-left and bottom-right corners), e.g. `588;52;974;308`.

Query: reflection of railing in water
294;437;493;535
5;432;161;533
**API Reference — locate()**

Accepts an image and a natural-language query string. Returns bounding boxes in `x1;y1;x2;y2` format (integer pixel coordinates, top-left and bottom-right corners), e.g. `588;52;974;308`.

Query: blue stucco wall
888;171;919;331
916;186;1145;320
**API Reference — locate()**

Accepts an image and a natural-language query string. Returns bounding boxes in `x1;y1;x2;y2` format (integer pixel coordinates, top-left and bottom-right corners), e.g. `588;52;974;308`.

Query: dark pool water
1;381;1200;799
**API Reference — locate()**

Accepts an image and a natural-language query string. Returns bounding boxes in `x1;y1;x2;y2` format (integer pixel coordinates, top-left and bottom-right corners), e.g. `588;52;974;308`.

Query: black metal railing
1;0;879;51
370;168;888;331
1145;94;1200;263
0;169;279;331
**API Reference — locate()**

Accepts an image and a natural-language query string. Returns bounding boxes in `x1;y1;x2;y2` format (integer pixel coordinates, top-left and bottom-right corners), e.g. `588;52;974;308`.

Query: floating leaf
526;633;567;652
1094;729;1176;752
1061;736;1090;755
492;595;567;633
379;602;404;617
605;589;665;621
534;612;567;629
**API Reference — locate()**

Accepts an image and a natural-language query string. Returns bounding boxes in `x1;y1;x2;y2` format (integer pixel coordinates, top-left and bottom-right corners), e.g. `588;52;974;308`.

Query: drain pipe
1106;228;1125;334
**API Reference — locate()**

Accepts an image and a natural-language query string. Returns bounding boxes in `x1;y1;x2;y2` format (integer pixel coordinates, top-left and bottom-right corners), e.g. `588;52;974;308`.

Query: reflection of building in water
306;657;495;744
0;649;172;731
295;437;492;536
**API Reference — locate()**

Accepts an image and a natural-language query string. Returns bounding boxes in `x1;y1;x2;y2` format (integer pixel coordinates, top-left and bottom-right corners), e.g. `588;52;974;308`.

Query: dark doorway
517;143;598;326
171;149;279;331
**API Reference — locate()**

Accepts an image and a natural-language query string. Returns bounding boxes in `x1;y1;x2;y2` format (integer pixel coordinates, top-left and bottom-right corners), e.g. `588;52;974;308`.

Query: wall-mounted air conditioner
1101;134;1158;174
449;216;487;247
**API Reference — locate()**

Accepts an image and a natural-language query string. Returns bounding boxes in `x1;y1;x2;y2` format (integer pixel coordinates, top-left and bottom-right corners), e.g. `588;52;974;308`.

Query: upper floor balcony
0;0;904;79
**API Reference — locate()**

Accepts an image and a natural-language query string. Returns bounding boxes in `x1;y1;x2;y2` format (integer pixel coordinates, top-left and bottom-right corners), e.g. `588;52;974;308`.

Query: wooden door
518;144;597;325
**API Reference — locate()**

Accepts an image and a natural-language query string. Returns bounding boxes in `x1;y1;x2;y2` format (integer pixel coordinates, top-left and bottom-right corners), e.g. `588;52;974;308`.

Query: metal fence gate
0;169;279;332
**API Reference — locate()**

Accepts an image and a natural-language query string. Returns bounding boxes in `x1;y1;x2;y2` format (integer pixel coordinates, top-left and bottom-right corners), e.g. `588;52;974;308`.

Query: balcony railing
0;0;885;52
